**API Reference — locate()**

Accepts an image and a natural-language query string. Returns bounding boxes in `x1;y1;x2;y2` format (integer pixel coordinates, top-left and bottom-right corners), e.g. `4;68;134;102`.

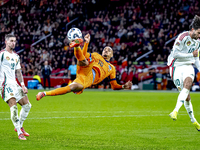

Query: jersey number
98;60;104;67
188;48;195;53
11;63;15;70
6;87;13;93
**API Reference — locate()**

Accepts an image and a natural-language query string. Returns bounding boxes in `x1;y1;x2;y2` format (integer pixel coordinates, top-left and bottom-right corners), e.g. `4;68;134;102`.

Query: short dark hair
189;15;200;30
5;34;16;41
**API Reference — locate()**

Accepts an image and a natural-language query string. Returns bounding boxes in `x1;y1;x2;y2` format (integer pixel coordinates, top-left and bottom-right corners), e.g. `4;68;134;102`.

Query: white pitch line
0;114;187;121
0;110;174;114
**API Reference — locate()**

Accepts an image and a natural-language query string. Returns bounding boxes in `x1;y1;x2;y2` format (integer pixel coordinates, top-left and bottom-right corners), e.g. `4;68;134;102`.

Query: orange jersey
91;52;116;85
73;44;123;94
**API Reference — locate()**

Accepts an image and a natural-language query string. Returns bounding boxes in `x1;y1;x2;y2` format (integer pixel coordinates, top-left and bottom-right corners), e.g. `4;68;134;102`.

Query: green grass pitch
0;90;200;150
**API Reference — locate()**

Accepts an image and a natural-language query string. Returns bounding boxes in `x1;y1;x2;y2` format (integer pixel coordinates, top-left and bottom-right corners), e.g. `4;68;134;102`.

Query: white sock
19;103;31;128
184;100;196;123
10;105;22;135
174;88;189;112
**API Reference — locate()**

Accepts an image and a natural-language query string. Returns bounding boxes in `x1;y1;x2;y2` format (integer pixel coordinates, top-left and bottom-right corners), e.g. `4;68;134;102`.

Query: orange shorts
73;61;95;94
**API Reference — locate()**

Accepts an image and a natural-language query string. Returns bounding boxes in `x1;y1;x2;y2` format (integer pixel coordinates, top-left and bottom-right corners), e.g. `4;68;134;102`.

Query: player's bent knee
69;83;84;91
184;82;192;89
77;84;84;90
23;103;32;112
77;59;89;66
184;77;193;89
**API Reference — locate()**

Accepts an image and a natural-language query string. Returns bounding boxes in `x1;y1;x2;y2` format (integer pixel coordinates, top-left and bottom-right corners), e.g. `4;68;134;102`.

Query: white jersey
0;49;21;85
167;31;200;70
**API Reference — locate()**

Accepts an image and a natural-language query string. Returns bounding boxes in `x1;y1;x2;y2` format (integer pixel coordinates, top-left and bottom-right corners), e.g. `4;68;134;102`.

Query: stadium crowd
0;0;200;89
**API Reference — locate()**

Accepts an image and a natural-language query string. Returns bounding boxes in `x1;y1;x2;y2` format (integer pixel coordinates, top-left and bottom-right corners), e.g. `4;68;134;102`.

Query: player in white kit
0;34;32;140
167;15;200;131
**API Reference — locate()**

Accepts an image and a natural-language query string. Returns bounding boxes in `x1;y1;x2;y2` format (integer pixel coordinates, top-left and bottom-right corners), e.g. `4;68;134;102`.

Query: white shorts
0;82;26;102
170;65;194;91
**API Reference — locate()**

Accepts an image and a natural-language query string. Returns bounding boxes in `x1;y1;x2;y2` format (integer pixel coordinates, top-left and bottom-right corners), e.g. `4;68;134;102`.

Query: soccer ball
67;28;82;41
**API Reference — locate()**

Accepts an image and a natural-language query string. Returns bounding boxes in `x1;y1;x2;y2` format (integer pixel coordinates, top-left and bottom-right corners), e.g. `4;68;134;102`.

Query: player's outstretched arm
123;81;133;89
16;69;28;94
84;33;90;43
110;80;132;90
82;33;90;57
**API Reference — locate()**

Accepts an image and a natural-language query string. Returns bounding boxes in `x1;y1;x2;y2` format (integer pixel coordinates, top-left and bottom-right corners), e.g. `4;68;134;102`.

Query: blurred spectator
0;0;198;90
41;60;52;89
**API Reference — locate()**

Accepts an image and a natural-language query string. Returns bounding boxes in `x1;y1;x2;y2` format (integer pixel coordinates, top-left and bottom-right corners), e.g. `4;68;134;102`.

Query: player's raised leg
70;38;83;48
7;98;26;140
71;33;91;61
36;33;92;100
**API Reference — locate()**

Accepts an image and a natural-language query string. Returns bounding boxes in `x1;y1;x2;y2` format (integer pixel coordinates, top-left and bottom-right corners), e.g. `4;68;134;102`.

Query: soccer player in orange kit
36;34;132;100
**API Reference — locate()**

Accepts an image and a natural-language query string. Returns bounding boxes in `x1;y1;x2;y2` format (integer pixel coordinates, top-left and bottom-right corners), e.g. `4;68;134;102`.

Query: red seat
57;73;64;76
127;72;134;81
121;71;128;84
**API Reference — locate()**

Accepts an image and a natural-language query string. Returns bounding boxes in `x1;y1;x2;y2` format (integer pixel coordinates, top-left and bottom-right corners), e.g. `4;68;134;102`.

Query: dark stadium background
0;0;200;91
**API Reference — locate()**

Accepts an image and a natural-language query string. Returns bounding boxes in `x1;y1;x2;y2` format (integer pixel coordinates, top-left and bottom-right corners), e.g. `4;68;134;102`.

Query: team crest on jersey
16;59;18;63
177;87;181;91
175;42;180;46
187;41;191;46
6;56;10;60
10;93;14;96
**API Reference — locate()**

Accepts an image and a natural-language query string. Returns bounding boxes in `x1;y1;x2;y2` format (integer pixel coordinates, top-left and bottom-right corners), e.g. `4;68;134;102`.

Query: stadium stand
0;0;200;90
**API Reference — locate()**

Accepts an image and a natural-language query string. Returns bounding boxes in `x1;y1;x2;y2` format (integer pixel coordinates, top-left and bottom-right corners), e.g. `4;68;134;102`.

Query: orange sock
45;86;71;96
74;47;85;61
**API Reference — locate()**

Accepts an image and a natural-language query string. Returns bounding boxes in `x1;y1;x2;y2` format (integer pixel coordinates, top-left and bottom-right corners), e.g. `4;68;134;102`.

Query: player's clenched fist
84;34;90;43
124;81;133;89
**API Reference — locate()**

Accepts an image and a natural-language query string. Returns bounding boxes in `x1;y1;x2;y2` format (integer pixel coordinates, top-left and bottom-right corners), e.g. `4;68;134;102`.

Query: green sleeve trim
1;53;4;62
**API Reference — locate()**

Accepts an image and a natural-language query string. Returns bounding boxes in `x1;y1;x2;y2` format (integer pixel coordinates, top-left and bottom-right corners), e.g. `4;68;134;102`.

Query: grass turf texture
0;90;200;150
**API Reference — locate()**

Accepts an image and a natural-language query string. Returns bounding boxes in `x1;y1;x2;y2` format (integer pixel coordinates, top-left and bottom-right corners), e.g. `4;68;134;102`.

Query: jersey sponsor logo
175;42;180;46
6;56;10;60
10;93;14;96
187;41;191;46
11;58;14;61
